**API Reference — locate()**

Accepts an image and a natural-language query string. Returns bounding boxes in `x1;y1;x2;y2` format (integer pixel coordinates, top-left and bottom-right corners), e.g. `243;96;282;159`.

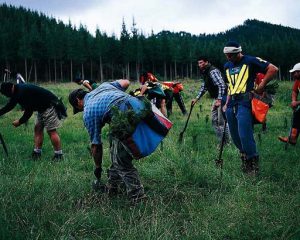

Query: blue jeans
225;100;258;159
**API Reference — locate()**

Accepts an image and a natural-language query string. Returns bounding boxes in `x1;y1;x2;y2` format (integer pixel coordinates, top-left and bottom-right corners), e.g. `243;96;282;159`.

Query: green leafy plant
265;80;279;95
109;97;152;140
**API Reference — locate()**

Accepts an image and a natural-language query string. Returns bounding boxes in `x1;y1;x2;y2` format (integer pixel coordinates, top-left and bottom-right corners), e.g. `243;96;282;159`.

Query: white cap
289;63;300;73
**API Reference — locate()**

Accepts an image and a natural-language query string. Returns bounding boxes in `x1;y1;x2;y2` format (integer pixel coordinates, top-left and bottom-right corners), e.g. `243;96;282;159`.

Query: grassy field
0;80;299;240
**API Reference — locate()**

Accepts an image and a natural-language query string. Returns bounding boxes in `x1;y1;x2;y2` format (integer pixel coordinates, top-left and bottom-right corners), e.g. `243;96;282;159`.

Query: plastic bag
251;97;269;123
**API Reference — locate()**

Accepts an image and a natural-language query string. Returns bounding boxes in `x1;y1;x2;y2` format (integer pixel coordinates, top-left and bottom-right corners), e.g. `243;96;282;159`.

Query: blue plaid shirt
83;81;128;144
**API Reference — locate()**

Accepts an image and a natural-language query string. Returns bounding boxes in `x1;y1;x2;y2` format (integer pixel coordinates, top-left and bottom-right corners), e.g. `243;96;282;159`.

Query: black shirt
0;84;58;124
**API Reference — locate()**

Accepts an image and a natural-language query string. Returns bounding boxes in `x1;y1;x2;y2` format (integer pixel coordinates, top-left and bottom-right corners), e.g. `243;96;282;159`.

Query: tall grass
0;81;299;239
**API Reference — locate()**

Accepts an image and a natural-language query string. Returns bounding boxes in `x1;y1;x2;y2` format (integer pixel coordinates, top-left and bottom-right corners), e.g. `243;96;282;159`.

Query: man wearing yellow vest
223;41;278;175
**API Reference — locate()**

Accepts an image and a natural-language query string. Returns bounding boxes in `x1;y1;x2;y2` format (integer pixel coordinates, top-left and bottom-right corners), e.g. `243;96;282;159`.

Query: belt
230;92;252;101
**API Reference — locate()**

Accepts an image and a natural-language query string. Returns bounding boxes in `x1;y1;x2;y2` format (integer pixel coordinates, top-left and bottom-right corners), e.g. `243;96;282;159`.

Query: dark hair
225;40;240;48
198;56;209;62
73;77;82;84
139;72;149;84
68;89;88;114
0;82;14;97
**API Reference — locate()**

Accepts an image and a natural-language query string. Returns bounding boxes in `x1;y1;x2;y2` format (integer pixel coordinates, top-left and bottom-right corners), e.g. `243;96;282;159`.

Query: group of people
193;41;279;175
0;40;299;203
133;72;187;117
191;41;299;175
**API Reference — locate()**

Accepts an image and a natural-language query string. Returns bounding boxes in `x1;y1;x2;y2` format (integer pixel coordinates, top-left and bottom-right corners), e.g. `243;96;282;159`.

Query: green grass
0;81;299;239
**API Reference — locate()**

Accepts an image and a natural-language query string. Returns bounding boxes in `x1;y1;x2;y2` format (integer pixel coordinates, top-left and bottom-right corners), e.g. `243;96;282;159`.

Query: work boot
92;180;107;193
105;183;122;196
31;151;41;160
52;153;63;161
278;128;298;145
244;156;259;176
130;193;147;205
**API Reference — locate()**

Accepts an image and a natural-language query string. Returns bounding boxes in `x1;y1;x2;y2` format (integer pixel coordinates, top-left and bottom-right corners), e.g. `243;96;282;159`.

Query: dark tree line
1;3;300;82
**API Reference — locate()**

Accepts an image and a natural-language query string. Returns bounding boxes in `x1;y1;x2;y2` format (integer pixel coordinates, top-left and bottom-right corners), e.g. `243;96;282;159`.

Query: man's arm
18;109;34;125
91;144;103;180
0;99;17;117
255;63;278;94
291;84;300;109
192;83;206;106
84;116;104;180
222;95;231;113
83;81;93;91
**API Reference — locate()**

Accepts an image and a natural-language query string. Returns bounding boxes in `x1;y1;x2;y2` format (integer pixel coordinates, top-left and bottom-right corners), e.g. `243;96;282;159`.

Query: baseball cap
68;89;87;114
289;63;300;73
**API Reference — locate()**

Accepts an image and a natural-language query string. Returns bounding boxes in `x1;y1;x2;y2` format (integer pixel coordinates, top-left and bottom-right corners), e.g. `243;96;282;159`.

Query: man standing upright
223;41;278;175
0;82;66;160
191;56;229;145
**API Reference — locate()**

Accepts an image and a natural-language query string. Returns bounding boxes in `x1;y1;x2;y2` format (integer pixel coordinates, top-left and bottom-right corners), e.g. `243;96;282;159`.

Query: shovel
178;103;194;143
215;119;227;168
0;133;8;157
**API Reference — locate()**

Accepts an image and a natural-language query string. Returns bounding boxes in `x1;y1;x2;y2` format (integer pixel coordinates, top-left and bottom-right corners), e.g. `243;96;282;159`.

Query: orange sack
251;97;269;123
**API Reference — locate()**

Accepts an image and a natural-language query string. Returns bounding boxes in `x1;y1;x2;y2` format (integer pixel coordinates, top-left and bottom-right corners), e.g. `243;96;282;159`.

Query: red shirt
162;81;184;93
139;73;158;85
292;80;300;95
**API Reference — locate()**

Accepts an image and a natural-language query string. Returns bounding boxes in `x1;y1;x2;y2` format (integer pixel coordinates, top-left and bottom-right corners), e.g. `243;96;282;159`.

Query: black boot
244;156;259;176
31;151;41;160
52;153;63;161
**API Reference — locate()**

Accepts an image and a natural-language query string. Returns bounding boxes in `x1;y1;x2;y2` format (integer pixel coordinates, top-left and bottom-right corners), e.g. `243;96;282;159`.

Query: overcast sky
1;0;300;37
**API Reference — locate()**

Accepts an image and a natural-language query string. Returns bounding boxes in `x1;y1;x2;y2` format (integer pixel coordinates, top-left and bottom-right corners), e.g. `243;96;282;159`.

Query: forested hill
0;4;299;82
220;19;300;68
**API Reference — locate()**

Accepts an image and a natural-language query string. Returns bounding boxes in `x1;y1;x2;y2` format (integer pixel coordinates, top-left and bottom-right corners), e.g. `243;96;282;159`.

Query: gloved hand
94;167;102;180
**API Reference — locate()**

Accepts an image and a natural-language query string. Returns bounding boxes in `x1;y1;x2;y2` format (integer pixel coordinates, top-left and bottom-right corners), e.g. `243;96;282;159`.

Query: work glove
94;167;102;180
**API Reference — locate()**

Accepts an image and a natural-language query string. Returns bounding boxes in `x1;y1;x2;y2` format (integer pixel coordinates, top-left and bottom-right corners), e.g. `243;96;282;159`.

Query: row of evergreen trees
1;3;300;82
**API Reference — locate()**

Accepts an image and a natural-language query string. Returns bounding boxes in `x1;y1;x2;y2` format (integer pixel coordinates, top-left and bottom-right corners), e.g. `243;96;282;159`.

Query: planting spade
178;103;194;143
215;119;227;169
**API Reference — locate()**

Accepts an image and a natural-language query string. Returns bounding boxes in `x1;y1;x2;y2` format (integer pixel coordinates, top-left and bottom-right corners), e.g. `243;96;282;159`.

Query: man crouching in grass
69;79;147;204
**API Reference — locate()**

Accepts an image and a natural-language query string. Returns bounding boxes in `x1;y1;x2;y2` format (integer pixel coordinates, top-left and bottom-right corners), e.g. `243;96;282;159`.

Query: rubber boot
278;128;298;145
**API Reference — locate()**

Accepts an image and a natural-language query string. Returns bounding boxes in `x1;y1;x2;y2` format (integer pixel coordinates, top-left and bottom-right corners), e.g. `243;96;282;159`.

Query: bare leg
34;122;44;149
160;99;167;117
47;129;61;151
